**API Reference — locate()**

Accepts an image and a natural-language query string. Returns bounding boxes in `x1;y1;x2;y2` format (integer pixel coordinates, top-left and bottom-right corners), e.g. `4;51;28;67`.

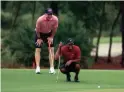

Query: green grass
1;69;124;92
93;36;122;45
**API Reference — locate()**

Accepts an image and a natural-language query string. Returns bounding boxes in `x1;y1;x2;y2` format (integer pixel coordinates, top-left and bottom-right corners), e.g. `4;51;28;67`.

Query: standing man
35;8;58;74
55;38;81;82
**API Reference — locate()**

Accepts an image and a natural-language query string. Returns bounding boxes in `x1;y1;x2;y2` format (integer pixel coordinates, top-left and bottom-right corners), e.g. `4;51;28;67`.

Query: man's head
66;38;74;50
45;8;53;20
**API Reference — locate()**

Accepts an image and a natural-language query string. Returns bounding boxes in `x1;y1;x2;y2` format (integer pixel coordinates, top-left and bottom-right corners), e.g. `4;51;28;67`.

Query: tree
120;1;124;67
50;1;59;16
95;2;106;63
107;9;121;63
1;1;122;68
32;1;36;26
11;1;22;31
1;1;8;10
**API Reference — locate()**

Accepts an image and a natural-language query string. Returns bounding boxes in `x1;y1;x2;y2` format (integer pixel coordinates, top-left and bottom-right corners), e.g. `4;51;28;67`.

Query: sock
36;66;40;69
50;67;54;70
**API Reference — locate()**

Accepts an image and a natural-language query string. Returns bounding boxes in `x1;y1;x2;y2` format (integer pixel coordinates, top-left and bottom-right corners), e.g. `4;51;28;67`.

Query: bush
2;26;35;67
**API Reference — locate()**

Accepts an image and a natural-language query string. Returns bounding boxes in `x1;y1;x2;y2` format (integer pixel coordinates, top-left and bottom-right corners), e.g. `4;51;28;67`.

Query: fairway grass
93;36;121;45
1;69;124;92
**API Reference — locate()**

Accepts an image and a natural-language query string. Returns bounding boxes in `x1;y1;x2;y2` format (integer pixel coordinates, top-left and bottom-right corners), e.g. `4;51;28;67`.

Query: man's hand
59;42;63;48
65;60;72;67
36;39;43;47
47;37;53;45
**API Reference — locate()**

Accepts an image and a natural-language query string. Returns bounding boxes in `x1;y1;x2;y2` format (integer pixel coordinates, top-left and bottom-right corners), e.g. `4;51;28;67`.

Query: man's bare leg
35;48;41;74
74;64;80;82
49;47;55;74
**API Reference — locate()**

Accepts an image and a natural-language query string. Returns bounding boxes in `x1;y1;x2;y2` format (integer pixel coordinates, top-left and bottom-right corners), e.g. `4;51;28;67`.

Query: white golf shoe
49;67;56;74
35;66;40;74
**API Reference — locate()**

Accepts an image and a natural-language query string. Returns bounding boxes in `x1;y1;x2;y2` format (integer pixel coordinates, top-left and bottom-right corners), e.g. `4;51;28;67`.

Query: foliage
2;26;35;66
1;1;121;67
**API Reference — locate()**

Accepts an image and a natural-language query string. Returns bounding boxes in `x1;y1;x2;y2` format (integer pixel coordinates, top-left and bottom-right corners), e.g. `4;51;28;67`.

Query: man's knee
75;64;80;70
49;47;54;53
60;68;67;74
35;48;41;53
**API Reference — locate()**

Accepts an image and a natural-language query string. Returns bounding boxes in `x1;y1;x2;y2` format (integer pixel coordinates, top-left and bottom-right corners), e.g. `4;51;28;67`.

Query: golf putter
56;42;63;82
56;55;61;82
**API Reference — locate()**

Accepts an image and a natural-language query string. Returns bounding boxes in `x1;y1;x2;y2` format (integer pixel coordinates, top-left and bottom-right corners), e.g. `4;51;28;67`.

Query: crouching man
55;38;81;82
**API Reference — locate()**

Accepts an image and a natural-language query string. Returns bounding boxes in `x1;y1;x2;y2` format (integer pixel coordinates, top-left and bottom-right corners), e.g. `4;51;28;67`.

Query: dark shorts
35;31;54;48
59;62;80;72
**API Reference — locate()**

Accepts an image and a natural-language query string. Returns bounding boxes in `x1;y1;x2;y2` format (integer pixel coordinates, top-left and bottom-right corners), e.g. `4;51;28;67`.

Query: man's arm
54;47;61;60
36;31;41;39
36;18;41;38
65;46;81;66
54;42;62;60
51;18;58;38
70;59;81;63
51;28;57;38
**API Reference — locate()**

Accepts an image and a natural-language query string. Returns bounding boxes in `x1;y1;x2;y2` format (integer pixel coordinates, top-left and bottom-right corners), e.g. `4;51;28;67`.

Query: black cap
46;8;53;15
66;38;74;45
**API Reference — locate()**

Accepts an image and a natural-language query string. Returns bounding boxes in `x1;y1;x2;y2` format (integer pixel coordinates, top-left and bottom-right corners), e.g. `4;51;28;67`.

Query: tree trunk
11;1;22;31
121;27;124;67
107;10;121;63
95;2;105;63
32;1;36;26
120;1;124;67
50;1;59;16
1;1;8;10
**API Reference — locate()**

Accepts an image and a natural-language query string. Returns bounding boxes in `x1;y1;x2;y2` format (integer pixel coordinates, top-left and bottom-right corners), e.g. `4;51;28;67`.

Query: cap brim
47;13;53;15
67;42;74;45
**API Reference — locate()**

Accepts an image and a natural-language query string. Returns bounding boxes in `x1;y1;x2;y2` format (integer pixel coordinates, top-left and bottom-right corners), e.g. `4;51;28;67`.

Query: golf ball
98;86;100;88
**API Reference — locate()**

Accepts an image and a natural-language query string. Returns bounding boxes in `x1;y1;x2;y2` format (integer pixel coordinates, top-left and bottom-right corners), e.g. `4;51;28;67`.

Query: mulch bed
91;55;124;69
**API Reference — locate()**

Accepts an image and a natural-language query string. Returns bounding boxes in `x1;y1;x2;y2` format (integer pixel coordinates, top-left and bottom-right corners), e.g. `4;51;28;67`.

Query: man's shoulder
37;14;46;21
61;45;66;48
61;45;67;50
52;15;58;21
73;45;80;50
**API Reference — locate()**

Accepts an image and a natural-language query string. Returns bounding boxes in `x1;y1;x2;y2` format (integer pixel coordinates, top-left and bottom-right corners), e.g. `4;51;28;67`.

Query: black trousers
59;62;80;72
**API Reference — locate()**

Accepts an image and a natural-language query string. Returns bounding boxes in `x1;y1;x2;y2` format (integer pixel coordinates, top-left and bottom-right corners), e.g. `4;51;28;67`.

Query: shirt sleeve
36;18;41;32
